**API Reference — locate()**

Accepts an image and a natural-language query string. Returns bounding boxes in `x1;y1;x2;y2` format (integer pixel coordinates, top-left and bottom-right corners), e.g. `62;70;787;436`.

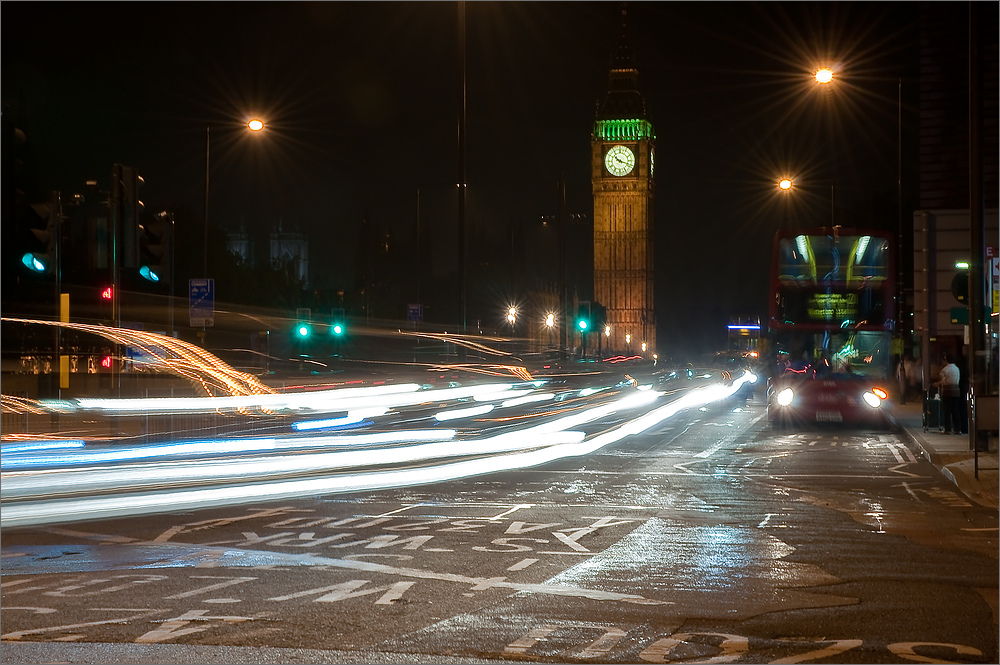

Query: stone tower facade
591;8;656;356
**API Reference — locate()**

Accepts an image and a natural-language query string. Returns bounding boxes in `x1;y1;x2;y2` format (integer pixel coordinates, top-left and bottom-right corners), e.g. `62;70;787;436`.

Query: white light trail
435;404;495;421
500;393;554;408
2;430;583;501
1;373;758;527
1;440;85;454
1;429;457;471
69;382;519;416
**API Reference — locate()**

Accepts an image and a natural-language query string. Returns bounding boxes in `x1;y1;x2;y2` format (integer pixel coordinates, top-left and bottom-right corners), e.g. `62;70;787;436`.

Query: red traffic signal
101;286;113;300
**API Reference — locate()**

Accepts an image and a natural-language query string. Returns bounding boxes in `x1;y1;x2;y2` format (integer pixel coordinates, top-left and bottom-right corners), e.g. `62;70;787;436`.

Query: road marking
506;521;561;534
0;607;57;614
154;507;307;543
269;580;416;604
44;574;168;598
672;461;699;474
640;631;747;663
45;528;138;544
489;504;534;520
505;623;627;658
888;463;923;478
771;638;863;664
165;576;256;600
255;552;668;605
897;482;923;502
1;608;163;641
135;608;262;643
538;551;595;555
888;641;982;662
508;558;539;571
374;504;424;517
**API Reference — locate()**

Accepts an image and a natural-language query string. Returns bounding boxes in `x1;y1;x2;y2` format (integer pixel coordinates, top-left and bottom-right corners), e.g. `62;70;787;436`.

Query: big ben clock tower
591;6;655;356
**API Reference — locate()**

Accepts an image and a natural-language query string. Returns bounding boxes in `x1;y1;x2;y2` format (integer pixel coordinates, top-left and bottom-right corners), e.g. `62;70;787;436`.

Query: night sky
3;2;921;358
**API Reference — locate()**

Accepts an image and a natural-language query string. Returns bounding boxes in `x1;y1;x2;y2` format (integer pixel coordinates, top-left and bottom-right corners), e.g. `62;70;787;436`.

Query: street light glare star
247;119;265;131
778;178;794;191
814;68;834;84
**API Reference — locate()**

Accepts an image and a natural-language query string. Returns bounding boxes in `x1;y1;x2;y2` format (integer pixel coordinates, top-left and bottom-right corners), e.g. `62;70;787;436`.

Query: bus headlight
776;388;794;406
862;391;882;408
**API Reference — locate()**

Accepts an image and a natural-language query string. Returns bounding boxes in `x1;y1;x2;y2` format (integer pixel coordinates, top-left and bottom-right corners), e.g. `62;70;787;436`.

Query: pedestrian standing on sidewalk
934;353;963;434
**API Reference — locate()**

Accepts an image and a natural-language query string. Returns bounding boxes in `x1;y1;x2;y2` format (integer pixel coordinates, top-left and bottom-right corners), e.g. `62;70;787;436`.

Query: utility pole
457;1;467;340
558;176;567;354
968;2;989;457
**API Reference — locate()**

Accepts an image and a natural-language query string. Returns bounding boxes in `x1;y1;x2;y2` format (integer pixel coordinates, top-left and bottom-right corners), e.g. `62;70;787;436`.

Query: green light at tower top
594;118;655;142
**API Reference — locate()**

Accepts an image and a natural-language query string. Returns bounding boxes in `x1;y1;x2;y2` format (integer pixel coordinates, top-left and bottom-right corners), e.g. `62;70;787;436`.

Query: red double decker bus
766;227;895;428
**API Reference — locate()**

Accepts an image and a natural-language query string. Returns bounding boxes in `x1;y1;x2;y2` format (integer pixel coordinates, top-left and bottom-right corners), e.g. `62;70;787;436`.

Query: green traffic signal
332;323;344;335
296;324;311;337
21;252;47;273
139;265;161;282
578;319;588;331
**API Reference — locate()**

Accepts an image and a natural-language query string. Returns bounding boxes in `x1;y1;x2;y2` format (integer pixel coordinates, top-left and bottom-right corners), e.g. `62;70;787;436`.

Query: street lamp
507;306;517;331
203;118;266;277
814;65;906;398
814;67;834;84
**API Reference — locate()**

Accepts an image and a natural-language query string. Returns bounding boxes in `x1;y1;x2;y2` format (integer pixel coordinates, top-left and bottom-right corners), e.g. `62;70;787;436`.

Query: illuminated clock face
604;144;635;176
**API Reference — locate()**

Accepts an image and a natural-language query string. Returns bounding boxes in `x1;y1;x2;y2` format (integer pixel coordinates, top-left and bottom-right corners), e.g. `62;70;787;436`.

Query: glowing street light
204;118;267;277
814;67;834;84
506;306;517;329
778;177;794;191
544;312;555;328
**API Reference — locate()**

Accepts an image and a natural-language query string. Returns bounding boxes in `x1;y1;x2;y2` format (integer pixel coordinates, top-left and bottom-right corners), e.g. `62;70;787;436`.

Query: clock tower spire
591;3;656;357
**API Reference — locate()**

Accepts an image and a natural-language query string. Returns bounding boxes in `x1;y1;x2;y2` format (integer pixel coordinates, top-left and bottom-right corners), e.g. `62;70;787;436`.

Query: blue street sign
407;303;423;322
189;278;215;327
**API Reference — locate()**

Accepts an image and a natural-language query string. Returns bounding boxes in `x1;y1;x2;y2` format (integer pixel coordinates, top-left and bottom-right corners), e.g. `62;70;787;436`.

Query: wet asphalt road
2;399;997;664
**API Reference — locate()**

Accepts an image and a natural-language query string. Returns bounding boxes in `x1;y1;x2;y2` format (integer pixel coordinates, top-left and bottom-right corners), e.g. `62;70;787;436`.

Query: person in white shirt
934;353;963;434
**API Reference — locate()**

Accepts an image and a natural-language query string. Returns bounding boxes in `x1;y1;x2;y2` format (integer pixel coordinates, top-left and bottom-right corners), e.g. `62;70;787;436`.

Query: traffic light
330;308;346;336
19;196;57;275
591;301;607;329
577;301;591;332
951;267;969;303
294;307;312;340
138;211;172;283
113;164;142;269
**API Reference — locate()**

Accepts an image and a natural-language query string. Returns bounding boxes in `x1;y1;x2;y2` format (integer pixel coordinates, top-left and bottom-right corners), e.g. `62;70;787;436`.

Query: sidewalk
891;400;999;510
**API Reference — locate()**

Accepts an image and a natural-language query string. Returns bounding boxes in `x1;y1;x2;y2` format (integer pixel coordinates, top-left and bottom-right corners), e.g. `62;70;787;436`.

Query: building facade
590;10;656;356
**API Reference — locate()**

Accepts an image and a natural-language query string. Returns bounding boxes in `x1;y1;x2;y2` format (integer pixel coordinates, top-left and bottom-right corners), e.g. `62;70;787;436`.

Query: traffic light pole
110;166;122;396
968;5;989;459
49;191;62;401
558;177;567;355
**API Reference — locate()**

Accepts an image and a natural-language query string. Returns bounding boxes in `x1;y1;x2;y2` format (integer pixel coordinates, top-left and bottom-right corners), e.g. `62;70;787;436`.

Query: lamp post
203;119;265;277
814;65;906;400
